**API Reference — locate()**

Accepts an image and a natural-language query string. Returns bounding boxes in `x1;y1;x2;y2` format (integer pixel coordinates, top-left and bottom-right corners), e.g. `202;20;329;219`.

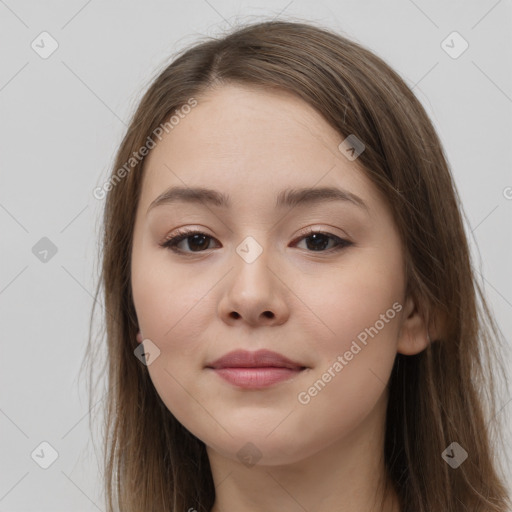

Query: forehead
138;84;380;216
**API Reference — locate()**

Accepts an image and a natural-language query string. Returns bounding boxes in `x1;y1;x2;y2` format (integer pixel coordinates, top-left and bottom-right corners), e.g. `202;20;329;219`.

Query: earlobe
396;295;430;356
136;331;143;343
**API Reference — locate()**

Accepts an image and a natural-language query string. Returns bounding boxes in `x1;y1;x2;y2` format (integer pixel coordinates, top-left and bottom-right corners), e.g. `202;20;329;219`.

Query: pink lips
206;349;306;389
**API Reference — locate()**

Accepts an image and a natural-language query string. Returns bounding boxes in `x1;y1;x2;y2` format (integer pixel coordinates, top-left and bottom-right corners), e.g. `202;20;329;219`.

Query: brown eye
292;230;352;253
161;230;220;253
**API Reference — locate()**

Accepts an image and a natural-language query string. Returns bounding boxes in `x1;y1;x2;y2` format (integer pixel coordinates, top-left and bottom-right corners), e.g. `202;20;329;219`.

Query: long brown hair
83;19;512;512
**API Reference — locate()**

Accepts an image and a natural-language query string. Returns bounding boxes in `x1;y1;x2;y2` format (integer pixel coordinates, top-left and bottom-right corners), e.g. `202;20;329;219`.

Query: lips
206;349;305;370
206;349;307;389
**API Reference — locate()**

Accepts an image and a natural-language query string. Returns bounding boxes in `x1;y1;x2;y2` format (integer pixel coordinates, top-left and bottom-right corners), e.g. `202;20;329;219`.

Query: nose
218;250;290;327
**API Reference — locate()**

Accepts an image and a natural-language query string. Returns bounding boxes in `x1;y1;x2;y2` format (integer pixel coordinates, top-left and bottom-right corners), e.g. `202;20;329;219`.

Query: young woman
85;19;511;512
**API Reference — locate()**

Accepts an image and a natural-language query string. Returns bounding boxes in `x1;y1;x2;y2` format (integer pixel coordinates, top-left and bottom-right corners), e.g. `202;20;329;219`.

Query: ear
396;294;430;355
136;331;143;344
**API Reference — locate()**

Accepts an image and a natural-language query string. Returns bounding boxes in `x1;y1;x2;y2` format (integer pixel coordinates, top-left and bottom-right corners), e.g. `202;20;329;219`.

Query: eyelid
159;228;220;249
293;225;349;241
161;224;350;242
160;225;353;255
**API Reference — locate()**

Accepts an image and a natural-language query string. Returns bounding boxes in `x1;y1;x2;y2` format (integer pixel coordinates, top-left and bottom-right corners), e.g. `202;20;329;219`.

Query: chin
202;427;320;468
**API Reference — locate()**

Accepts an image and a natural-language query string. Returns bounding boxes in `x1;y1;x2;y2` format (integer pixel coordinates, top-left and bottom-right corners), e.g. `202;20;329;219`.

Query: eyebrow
146;186;369;214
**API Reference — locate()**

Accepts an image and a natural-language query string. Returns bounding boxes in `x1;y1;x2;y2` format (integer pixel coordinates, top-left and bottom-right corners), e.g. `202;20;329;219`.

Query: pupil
306;233;328;251
189;234;209;251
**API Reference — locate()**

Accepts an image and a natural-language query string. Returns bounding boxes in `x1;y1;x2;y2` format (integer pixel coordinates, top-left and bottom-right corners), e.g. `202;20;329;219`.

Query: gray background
1;0;511;510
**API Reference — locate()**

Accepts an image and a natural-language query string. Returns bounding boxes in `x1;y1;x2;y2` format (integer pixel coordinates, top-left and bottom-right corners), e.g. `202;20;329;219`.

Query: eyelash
159;228;353;255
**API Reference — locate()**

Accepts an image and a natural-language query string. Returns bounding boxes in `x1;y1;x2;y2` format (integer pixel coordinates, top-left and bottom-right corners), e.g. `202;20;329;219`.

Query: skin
130;83;429;512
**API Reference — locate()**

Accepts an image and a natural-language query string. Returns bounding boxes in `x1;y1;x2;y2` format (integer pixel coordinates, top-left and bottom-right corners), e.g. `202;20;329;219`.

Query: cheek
132;248;211;344
289;260;403;450
131;252;216;428
298;252;404;361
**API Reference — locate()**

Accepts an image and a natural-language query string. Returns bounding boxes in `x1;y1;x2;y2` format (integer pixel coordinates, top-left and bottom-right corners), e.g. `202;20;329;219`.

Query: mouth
205;349;307;389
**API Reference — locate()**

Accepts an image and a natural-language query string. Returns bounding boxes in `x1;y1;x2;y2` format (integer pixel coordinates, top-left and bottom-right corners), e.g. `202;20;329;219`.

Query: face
130;84;426;466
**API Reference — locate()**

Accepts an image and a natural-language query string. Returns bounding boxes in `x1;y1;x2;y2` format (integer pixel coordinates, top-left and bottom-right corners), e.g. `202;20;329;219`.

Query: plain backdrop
1;1;511;510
